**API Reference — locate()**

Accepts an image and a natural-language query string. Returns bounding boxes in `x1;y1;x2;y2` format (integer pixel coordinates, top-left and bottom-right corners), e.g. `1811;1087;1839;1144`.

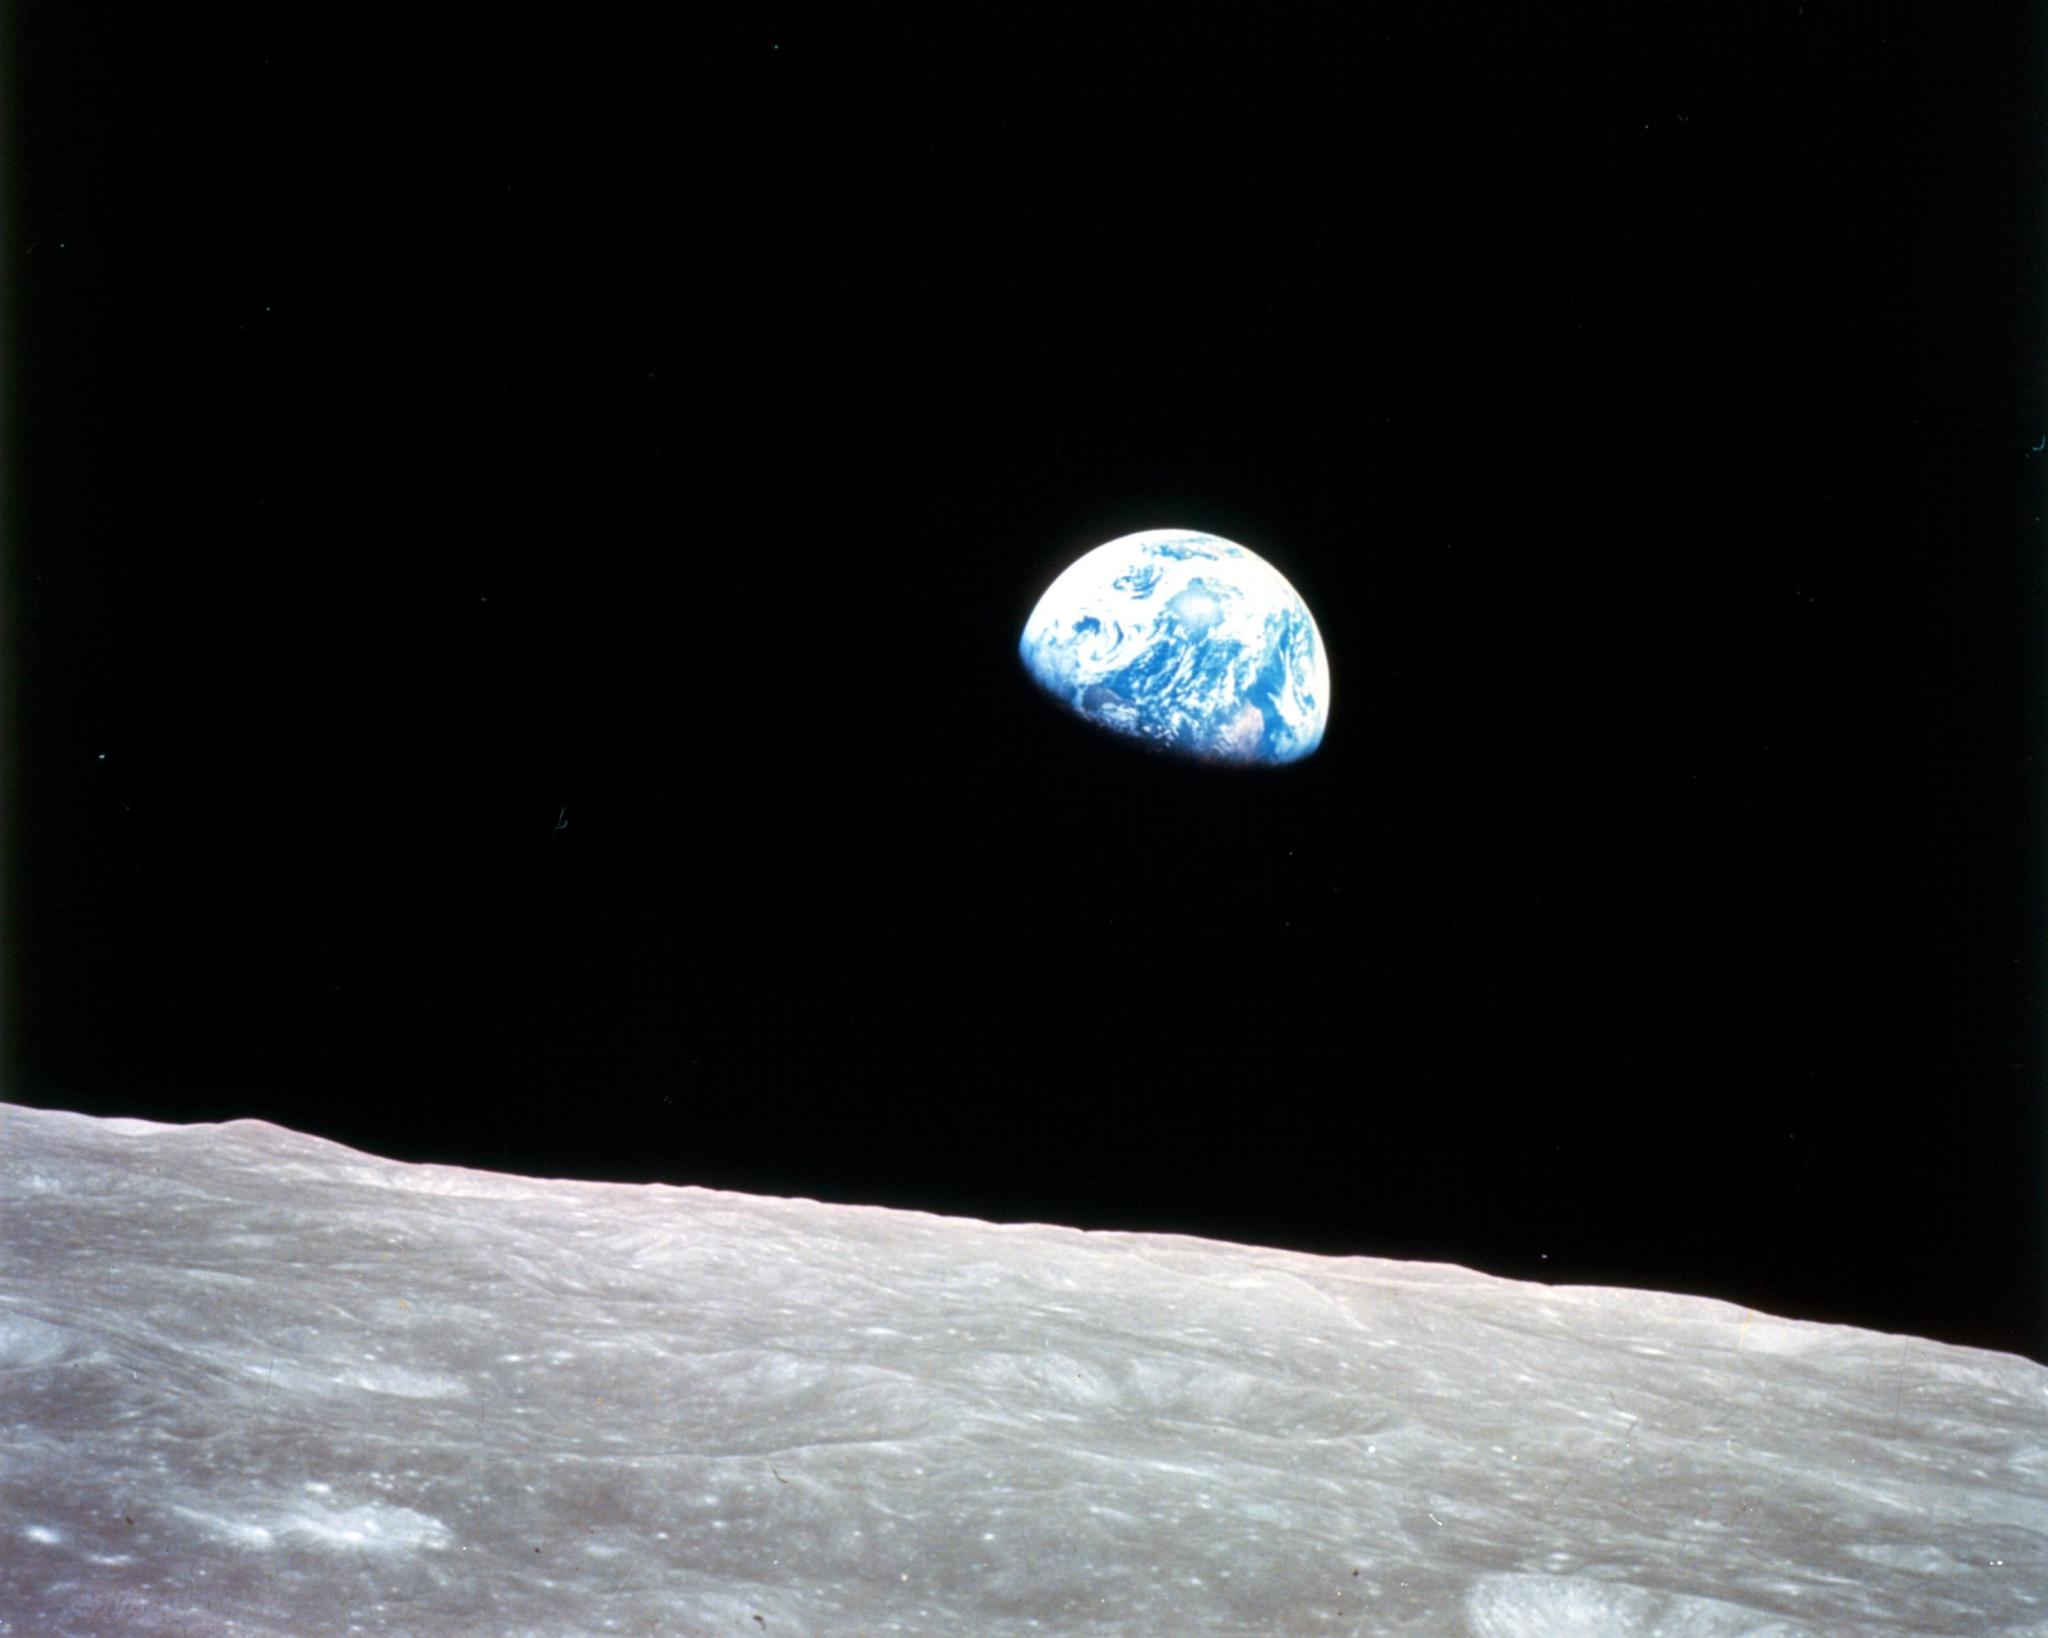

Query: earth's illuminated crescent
1020;529;1328;766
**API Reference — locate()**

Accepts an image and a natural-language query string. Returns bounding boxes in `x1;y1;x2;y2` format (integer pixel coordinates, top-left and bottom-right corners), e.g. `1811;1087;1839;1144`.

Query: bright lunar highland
5;1102;2046;1635
1020;529;1329;765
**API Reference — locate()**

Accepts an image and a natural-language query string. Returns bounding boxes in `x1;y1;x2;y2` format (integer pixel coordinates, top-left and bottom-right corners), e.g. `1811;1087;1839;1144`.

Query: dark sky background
8;4;2044;1361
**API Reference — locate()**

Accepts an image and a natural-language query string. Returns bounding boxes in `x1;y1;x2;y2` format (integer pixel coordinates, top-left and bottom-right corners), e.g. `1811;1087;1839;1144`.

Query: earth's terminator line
1020;529;1329;766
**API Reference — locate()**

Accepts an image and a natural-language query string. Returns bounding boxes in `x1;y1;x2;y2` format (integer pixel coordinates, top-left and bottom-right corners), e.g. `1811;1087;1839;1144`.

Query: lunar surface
2;1102;2043;1635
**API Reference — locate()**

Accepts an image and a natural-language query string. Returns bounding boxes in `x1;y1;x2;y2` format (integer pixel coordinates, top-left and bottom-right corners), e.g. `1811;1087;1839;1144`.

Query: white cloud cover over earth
1;1102;2043;1635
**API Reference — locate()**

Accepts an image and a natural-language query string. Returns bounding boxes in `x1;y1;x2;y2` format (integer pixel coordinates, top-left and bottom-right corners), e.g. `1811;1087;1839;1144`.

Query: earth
1019;529;1329;765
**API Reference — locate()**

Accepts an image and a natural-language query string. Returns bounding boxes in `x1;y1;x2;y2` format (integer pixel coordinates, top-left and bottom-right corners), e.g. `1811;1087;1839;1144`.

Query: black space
8;4;2044;1361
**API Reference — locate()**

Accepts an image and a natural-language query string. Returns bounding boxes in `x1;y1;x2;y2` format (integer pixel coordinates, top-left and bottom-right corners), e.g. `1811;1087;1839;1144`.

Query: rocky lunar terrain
2;1102;2043;1635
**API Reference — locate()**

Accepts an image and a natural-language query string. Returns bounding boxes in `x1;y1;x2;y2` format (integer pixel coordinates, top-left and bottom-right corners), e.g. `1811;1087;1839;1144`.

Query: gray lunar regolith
2;1102;2043;1635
